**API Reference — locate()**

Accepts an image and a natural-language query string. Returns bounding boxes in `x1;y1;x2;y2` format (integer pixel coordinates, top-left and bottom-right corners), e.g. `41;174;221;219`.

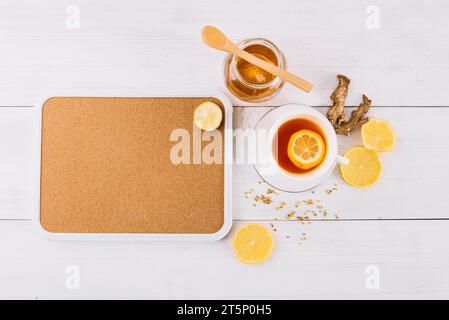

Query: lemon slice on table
232;224;274;264
287;129;326;170
340;147;382;188
361;119;396;152
193;101;223;131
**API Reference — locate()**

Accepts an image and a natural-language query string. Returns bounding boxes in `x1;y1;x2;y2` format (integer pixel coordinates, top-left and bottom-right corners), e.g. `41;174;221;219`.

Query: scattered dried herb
242;183;343;244
254;194;273;205
276;201;287;210
286;211;296;219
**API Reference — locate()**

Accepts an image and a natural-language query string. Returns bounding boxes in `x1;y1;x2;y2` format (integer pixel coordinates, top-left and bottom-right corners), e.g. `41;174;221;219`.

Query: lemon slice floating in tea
287;129;326;170
340;147;382;188
232;224;274;264
361;119;396;152
193;101;223;131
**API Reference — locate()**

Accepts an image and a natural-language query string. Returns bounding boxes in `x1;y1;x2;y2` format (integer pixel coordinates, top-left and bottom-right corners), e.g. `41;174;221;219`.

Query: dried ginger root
335;95;371;136
326;74;372;136
326;74;350;126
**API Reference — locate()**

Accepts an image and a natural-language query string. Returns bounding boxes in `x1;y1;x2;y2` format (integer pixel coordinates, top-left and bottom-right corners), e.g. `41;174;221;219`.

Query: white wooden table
1;0;449;299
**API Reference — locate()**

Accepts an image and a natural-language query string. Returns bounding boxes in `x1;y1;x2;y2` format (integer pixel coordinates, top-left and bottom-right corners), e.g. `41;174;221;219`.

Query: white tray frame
33;92;233;241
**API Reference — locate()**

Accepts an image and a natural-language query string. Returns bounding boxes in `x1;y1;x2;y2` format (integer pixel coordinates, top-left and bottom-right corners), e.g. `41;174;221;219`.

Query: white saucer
253;104;338;193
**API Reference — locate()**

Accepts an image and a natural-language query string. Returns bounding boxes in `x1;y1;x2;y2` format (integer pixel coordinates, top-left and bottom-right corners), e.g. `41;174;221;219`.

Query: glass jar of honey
223;38;286;102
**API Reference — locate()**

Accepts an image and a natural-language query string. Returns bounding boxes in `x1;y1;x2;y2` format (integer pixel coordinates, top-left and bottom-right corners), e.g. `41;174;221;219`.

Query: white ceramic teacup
254;104;347;192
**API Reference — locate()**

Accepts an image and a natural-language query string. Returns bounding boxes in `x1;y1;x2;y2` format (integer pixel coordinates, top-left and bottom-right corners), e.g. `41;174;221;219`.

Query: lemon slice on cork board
193;101;223;131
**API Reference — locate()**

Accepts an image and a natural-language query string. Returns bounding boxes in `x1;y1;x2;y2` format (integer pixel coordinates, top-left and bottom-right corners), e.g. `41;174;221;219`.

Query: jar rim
231;38;285;89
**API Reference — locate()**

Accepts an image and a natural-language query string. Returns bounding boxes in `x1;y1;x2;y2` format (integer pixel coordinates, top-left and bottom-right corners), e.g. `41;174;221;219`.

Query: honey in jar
223;38;286;102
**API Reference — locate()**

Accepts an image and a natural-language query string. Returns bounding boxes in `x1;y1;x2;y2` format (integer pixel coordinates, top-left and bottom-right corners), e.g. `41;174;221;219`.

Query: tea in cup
254;104;347;192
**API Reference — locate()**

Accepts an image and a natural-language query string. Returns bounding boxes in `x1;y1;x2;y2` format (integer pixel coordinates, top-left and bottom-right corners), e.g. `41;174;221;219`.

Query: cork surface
40;97;225;234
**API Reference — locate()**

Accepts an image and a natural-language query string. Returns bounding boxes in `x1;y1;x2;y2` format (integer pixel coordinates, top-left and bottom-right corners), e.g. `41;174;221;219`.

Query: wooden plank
233;107;449;220
1;219;449;299
0;107;35;219
0;0;447;106
1;106;448;220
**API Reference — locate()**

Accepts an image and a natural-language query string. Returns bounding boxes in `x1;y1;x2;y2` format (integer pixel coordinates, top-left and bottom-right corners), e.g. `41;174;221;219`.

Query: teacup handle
337;155;349;165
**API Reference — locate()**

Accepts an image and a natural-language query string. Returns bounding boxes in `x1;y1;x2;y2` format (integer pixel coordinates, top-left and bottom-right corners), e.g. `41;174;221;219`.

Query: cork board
39;97;226;235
